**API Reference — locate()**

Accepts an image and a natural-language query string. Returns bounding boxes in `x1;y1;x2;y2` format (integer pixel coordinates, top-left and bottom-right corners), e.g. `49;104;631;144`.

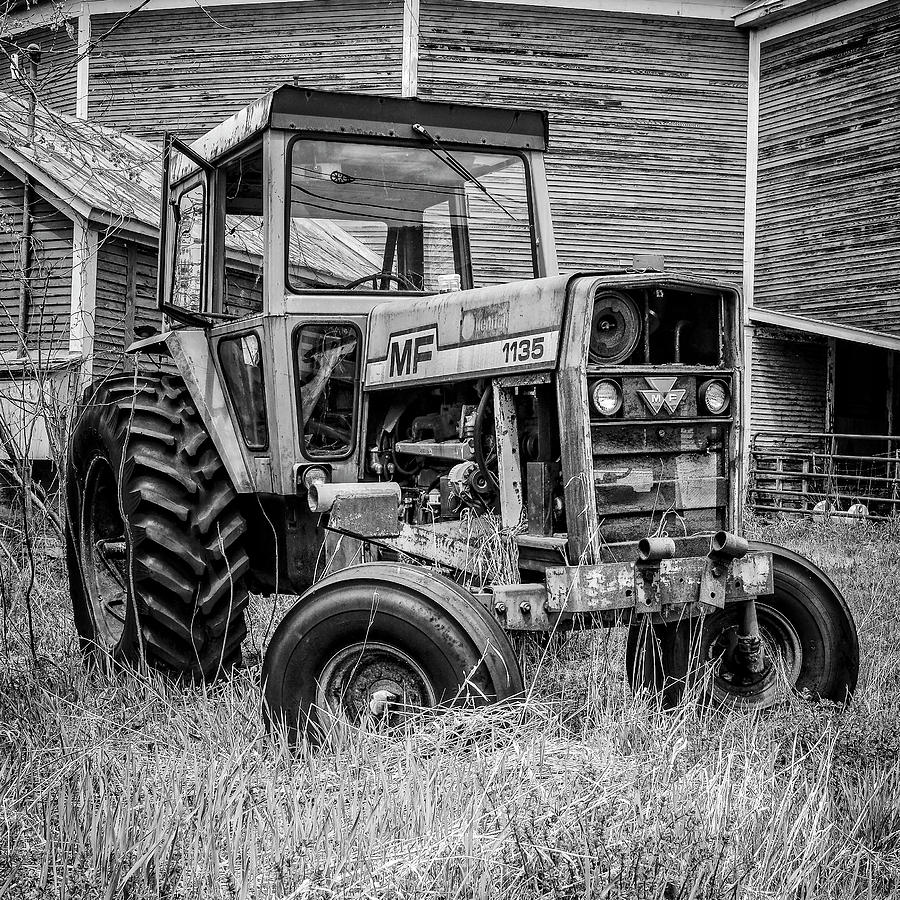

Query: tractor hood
364;275;569;389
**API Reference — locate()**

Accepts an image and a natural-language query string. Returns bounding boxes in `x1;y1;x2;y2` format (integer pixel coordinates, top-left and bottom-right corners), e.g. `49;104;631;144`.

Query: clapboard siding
418;1;748;279
755;2;900;333
0;185;74;354
750;330;827;437
93;236;163;374
93;237;130;374
0;23;78;115
0;169;24;353
89;1;404;142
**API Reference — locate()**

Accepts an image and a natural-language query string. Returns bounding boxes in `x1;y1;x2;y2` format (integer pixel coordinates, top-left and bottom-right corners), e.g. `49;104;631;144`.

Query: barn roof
0;92;380;282
0;90;160;234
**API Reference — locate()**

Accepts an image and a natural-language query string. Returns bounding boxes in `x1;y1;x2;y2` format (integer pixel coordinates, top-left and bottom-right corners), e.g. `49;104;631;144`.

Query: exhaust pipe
710;530;749;559
637;536;676;562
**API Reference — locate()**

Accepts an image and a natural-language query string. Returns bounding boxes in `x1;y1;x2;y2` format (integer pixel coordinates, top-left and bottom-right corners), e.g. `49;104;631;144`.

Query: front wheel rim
315;641;438;726
707;602;804;702
79;456;129;650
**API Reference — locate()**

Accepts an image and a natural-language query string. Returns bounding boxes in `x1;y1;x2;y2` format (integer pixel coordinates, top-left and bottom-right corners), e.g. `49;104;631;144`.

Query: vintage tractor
65;87;859;737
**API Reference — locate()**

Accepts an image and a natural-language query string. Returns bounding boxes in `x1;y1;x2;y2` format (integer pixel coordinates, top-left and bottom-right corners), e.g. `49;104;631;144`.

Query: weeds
0;517;899;898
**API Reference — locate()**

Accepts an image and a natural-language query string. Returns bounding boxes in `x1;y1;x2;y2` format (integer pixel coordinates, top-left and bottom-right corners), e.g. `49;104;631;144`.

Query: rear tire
262;563;523;742
625;542;859;709
66;374;250;678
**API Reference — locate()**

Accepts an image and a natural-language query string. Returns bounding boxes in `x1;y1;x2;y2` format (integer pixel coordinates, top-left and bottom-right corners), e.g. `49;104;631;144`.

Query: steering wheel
343;272;417;291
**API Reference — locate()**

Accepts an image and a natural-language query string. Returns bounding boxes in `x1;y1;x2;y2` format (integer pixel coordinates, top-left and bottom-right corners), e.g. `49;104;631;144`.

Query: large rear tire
262;563;523;742
66;374;250;678
625;542;859;709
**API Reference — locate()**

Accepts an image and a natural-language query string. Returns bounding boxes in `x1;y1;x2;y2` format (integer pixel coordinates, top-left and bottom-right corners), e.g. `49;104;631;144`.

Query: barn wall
750;328;827;437
0;168;73;355
0;169;25;354
0;23;79;115
93;235;162;375
754;2;900;333
418;1;748;280
88;0;404;142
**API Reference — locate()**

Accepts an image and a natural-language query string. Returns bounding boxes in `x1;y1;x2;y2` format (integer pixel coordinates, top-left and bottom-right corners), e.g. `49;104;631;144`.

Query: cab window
218;332;268;449
295;323;360;459
170;182;206;312
221;147;265;317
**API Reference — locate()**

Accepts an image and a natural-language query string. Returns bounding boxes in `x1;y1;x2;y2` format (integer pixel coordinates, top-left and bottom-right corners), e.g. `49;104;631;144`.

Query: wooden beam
401;0;419;98
825;337;836;434
748;308;900;353
738;29;759;501
3;0;746;35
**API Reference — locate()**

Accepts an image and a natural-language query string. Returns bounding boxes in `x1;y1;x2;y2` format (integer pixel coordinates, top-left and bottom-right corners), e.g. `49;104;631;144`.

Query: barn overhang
749;309;900;354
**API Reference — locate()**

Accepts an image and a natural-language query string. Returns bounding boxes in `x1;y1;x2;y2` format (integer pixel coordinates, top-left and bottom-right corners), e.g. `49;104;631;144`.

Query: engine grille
591;421;728;543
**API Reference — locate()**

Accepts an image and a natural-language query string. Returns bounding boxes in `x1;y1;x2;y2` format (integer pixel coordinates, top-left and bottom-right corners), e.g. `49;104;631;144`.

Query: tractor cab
159;85;555;322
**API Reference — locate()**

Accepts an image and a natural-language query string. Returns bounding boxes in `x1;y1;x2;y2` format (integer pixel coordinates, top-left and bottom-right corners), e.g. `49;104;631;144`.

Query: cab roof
177;85;549;179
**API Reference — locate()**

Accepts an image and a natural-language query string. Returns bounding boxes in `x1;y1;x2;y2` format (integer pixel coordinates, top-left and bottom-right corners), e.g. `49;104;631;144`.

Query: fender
266;562;522;696
128;328;255;493
750;539;859;692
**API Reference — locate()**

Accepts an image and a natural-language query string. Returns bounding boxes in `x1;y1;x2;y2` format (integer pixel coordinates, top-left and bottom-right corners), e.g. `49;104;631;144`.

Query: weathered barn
0;0;897;511
0;91;381;458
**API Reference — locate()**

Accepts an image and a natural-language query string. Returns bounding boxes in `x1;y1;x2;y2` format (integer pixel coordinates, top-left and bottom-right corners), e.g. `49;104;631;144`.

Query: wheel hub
315;641;437;726
707;603;803;704
80;456;130;650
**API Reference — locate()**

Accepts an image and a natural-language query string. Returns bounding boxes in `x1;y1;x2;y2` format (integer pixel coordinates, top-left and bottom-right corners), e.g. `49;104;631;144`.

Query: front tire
262;563;524;741
66;374;250;678
625;542;859;709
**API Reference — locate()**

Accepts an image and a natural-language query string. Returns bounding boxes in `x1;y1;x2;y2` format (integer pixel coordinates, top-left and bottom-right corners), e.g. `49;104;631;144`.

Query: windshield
288;139;535;292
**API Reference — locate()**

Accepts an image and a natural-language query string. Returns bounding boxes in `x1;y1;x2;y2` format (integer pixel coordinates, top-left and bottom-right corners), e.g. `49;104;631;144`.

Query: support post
76;4;91;119
401;0;420;97
492;381;524;528
69;217;98;380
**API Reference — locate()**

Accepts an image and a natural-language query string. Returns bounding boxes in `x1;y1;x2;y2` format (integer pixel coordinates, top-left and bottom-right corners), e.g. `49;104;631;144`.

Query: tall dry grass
1;516;899;898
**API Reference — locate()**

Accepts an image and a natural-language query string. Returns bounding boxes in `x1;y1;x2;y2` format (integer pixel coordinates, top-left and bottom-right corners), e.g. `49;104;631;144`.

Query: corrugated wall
755;2;900;333
89;0;404;142
0;169;25;354
0;23;78;115
418;1;748;280
24;192;74;354
93;236;161;375
0;168;73;354
750;329;827;436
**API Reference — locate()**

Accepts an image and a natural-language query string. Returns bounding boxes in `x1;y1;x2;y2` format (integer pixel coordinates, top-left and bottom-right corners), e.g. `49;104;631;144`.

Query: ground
0;517;898;899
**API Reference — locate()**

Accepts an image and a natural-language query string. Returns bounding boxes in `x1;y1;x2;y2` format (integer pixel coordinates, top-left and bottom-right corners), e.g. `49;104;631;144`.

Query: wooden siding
26;193;74;354
755;3;900;333
418;1;748;280
750;328;827;437
0;23;78;115
93;236;162;375
0;169;24;354
0;168;73;355
88;1;404;142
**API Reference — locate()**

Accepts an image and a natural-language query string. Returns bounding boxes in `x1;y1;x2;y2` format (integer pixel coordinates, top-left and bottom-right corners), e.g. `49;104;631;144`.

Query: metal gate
749;430;900;521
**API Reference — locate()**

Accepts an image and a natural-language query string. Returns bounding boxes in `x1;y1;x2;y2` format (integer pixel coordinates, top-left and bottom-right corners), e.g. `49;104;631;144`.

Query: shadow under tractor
66;87;859;739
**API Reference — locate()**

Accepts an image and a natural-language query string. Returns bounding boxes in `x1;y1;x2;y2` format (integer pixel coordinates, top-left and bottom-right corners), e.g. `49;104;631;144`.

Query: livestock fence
748;430;900;522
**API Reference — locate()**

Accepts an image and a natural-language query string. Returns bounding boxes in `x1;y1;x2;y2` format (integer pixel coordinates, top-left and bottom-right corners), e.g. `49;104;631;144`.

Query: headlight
699;379;730;415
591;379;623;416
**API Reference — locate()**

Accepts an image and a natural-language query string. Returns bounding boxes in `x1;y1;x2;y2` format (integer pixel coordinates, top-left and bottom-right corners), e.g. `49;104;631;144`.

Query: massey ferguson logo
388;326;437;378
639;376;686;415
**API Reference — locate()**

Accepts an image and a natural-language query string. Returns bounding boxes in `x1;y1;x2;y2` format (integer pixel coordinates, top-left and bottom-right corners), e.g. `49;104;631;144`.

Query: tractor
65;87;859;738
